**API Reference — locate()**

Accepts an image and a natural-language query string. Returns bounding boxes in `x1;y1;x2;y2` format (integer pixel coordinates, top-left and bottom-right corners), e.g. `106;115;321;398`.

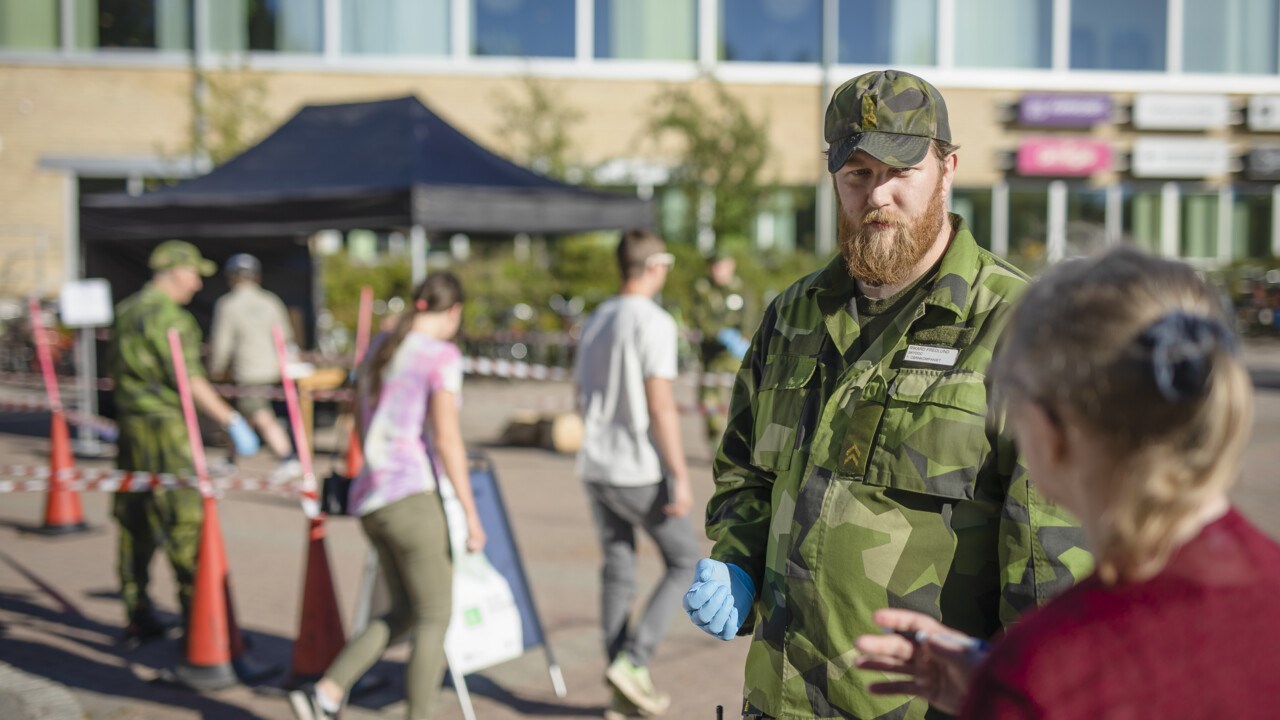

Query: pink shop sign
1016;138;1111;176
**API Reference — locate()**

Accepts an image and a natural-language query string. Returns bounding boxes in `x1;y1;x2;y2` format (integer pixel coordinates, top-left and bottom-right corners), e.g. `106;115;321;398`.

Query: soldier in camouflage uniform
690;255;752;448
682;70;1091;719
109;240;260;644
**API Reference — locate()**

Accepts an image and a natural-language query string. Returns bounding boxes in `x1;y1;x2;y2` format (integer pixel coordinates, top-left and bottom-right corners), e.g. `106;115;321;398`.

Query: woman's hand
853;608;989;715
464;511;487;553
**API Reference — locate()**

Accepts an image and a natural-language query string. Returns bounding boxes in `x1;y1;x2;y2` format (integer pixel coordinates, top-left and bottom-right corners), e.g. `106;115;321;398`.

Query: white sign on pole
1133;94;1231;130
1131;138;1231;178
59;279;113;328
1248;96;1280;131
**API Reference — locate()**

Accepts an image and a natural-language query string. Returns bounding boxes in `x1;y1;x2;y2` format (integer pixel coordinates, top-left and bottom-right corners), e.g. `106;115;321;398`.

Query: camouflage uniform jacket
706;217;1090;719
109;283;205;419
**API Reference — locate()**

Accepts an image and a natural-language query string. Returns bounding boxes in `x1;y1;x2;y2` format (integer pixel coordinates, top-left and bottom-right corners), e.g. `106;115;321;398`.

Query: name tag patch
903;344;958;367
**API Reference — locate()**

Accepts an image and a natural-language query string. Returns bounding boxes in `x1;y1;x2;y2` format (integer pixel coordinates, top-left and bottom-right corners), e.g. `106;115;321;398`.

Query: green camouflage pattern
706;216;1090;720
109;284;205;417
149;239;216;276
691;274;753;443
113;414;202;621
824;70;952;172
109;284;205;622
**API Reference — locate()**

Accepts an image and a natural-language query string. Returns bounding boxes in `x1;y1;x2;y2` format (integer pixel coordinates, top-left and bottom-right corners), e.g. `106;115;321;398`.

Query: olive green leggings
325;492;453;719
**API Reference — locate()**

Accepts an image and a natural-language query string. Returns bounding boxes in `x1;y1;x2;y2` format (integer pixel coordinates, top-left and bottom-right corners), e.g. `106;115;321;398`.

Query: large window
596;0;695;60
1233;192;1273;259
1071;0;1166;71
1181;191;1219;259
1184;0;1278;74
721;0;820;63
1008;186;1049;273
1066;187;1107;256
473;0;574;58
209;0;323;54
950;188;992;250
74;0;190;50
1122;188;1163;254
0;1;59;49
954;0;1050;69
342;0;449;56
838;0;934;65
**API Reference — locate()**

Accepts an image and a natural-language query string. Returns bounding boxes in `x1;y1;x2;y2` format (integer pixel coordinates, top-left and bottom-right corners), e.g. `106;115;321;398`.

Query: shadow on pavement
0;591;268;719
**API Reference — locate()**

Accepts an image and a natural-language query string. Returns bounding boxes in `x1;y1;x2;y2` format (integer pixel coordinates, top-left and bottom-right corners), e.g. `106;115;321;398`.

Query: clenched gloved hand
684;558;756;640
226;412;261;457
716;328;751;361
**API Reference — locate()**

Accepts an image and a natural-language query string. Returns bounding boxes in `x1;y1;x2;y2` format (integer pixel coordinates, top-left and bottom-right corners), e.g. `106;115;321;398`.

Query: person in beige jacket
210;253;297;476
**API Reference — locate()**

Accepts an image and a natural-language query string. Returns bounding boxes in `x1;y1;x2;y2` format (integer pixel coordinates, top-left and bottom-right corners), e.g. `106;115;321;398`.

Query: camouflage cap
149;240;216;276
824;69;951;172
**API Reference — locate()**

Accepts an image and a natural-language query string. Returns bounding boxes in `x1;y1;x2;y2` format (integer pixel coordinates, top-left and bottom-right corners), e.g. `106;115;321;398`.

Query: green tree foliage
492;76;583;180
191;67;271;167
320;252;412;337
647;78;770;247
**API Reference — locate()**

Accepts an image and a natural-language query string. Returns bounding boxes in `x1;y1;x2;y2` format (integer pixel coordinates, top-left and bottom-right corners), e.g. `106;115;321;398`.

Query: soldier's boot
121;608;177;649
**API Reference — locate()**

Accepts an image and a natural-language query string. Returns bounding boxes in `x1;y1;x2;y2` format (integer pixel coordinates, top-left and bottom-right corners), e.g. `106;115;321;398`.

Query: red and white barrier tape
0;395;118;435
0;464;291;495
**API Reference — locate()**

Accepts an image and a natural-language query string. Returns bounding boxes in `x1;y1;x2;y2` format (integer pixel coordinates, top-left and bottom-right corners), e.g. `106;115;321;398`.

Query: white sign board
1133;94;1231;130
1249;96;1280;131
1131;138;1231;178
59;279;113;328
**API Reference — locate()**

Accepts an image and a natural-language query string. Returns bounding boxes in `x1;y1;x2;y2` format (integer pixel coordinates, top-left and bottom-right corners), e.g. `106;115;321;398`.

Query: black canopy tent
77;95;653;423
79;95;654;240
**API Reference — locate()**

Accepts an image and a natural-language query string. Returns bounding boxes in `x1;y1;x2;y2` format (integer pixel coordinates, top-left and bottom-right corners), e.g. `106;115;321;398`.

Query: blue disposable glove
716;328;751;360
683;558;756;640
227;413;260;457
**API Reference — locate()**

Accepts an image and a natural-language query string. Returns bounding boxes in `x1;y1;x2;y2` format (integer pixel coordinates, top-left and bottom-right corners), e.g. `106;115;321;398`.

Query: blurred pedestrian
209;253;299;479
689;253;752;450
853;248;1279;719
289;272;486;720
682;69;1089;719
108;240;260;645
574;229;699;718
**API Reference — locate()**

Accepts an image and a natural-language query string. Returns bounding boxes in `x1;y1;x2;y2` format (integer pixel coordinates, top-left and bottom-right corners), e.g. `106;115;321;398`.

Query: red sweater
960;508;1280;719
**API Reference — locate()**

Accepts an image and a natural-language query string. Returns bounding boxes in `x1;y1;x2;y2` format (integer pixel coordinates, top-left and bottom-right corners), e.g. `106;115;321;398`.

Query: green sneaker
605;653;670;716
603;687;644;720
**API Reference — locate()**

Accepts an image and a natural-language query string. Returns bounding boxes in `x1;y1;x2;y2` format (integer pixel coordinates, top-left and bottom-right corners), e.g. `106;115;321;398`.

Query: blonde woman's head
991;247;1252;584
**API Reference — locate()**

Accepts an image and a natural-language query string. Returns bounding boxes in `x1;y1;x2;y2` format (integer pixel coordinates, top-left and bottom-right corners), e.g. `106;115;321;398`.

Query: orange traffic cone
38;410;87;535
174;495;237;690
345;425;363;478
286;517;346;683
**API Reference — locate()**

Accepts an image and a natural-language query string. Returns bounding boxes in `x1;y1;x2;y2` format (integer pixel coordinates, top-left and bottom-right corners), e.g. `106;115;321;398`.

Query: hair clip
1138;311;1237;402
416;298;427;311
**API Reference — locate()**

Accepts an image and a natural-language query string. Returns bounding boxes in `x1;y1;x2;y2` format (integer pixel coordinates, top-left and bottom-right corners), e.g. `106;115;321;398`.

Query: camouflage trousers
113;412;202;622
700;352;741;446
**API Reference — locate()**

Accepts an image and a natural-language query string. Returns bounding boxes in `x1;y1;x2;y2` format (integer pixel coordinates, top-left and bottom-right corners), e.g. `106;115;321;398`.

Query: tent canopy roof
81;95;652;240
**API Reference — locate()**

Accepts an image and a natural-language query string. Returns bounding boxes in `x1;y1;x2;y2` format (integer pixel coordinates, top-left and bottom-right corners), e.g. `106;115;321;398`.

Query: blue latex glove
683;558;756;640
716;328;751;360
227;413;260;457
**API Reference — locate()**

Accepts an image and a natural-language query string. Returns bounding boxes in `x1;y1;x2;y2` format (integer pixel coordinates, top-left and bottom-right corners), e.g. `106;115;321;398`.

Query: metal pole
411;225;428;285
815;0;838;257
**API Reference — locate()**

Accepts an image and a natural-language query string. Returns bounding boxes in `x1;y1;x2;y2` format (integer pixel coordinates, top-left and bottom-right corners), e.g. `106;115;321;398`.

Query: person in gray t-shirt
574;229;698;719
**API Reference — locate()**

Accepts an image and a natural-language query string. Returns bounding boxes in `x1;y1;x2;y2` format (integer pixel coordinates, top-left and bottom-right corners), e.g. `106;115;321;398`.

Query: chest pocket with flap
862;367;990;500
751;354;817;473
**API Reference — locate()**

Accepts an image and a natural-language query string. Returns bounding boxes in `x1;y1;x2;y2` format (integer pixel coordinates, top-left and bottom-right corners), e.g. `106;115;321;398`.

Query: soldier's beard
838;176;948;288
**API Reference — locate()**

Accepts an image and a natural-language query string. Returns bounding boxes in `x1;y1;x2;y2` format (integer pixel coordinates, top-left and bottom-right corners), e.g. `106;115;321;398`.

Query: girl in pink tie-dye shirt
291;272;484;720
